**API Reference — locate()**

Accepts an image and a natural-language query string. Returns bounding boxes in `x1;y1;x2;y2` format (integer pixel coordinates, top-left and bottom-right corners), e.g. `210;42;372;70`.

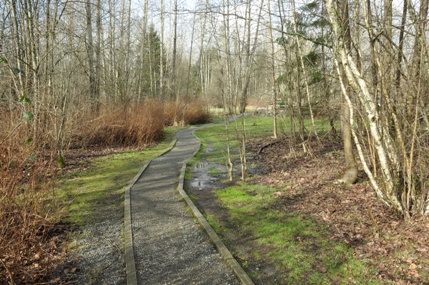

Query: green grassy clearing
194;116;338;165
194;116;275;165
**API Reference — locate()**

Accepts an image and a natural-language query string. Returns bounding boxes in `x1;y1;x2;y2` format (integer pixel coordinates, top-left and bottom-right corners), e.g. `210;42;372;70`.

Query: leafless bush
164;98;211;126
81;100;165;148
0;97;213;282
0;109;61;284
184;100;211;125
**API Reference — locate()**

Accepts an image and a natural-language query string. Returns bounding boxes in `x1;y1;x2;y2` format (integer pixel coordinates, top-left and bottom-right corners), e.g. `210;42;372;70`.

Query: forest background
1;0;429;282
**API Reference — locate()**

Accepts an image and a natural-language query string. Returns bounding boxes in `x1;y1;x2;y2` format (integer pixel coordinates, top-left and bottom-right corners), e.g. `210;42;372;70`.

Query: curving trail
127;127;244;285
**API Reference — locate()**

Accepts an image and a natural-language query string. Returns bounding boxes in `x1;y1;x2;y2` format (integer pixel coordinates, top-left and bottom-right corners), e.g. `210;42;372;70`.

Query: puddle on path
189;161;225;190
189;139;261;190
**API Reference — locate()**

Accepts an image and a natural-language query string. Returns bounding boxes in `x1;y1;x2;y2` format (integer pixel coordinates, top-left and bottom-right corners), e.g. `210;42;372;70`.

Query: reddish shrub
0;109;60;284
0;97;210;282
164;99;211;126
183;100;211;125
82;100;165;148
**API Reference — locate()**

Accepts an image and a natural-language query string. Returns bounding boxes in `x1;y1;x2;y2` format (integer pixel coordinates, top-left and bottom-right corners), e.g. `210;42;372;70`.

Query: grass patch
58;127;177;226
205;214;223;234
190;116;378;283
194;116;273;165
213;184;380;284
207;167;220;176
194;116;339;166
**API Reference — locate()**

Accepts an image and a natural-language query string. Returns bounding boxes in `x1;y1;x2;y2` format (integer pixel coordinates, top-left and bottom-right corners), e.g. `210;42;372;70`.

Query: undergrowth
0;110;61;283
0;98;210;283
164;97;211;126
79;100;165;148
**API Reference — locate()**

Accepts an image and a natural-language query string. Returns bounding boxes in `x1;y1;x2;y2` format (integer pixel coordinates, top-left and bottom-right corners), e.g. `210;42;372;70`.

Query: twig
0;258;13;284
257;140;279;155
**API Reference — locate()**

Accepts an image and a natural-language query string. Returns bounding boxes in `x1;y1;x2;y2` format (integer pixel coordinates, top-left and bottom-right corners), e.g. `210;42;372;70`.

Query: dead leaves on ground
248;136;429;284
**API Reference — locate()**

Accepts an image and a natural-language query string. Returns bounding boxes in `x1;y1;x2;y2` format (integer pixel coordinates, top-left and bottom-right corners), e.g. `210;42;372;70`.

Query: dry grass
80;100;165;148
164;98;211;126
0;110;62;284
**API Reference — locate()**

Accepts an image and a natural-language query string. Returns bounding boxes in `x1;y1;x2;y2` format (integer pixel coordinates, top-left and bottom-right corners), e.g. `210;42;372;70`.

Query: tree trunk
137;0;149;99
159;0;164;99
326;0;403;213
395;0;407;99
86;0;98;111
268;0;278;139
291;0;318;141
337;0;358;184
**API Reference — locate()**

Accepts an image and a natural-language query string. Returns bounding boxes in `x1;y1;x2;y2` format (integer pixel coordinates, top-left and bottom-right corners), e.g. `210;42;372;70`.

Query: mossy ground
57;127;177;226
211;184;380;284
187;115;389;284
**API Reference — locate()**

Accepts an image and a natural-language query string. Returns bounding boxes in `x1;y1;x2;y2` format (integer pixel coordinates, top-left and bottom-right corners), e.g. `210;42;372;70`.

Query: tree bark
326;0;403;213
337;0;358;184
268;0;278;139
86;0;98;111
159;0;165;99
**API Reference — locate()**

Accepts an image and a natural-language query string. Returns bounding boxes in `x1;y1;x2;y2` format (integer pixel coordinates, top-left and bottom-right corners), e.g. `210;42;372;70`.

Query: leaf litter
247;136;429;284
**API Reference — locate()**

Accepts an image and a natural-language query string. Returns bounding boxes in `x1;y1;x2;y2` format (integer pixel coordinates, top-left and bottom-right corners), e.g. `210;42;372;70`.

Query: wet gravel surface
130;127;240;284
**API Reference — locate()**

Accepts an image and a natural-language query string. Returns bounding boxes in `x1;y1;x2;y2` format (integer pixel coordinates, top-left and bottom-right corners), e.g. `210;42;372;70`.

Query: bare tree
326;0;403;213
137;0;149;99
291;0;318;145
267;0;278;139
85;0;98;111
160;0;165;98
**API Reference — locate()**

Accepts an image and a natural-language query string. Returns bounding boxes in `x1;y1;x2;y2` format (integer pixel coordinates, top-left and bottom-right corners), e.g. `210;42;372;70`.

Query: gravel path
130;127;241;285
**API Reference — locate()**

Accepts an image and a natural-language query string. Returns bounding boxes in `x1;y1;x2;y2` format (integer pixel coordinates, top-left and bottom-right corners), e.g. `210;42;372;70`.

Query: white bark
334;58;387;203
325;0;403;214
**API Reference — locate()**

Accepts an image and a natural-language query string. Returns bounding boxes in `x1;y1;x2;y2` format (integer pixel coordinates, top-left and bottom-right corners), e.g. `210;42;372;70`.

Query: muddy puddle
189;160;225;190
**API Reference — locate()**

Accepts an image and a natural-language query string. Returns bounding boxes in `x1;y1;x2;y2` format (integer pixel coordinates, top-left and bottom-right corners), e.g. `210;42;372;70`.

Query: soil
185;136;429;285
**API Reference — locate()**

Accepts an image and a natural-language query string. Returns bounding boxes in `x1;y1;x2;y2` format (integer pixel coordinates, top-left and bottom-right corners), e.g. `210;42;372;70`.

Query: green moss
57;132;177;226
212;184;381;285
207;167;220;176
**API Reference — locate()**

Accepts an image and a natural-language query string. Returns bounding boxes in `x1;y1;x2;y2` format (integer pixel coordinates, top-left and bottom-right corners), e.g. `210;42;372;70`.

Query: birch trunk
325;0;403;214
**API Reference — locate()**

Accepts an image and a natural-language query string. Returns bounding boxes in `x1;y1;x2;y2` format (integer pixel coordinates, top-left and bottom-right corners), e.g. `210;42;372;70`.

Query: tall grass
164;98;211;126
81;100;165;148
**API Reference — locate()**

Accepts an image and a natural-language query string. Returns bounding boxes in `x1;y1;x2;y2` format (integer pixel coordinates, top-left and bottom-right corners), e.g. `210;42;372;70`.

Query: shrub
0;110;60;284
164;98;211;126
0;97;210;282
82;100;165;148
183;99;211;125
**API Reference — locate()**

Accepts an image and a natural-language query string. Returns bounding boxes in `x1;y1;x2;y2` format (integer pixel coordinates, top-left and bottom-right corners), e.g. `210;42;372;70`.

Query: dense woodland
1;0;429;282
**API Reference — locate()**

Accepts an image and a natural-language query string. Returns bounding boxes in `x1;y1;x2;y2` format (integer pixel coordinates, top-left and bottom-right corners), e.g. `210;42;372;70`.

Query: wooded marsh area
1;0;429;283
